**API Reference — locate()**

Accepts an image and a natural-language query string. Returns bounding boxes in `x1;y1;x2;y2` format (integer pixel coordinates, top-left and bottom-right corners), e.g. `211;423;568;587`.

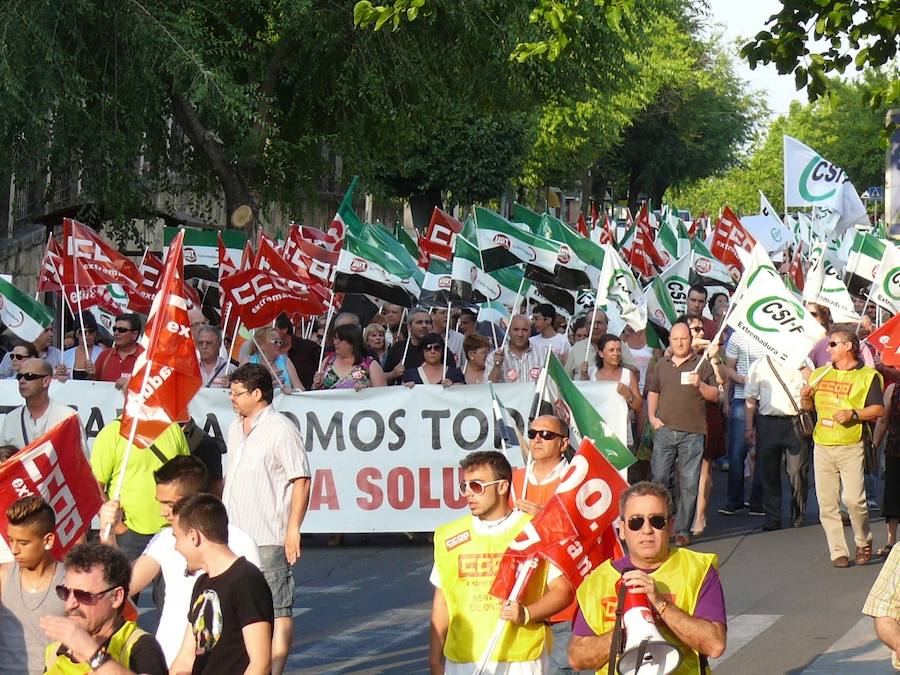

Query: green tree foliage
740;0;900;111
671;69;894;216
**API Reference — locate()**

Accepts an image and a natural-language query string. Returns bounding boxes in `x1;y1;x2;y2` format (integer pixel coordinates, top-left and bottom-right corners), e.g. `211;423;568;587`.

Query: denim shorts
258;545;295;618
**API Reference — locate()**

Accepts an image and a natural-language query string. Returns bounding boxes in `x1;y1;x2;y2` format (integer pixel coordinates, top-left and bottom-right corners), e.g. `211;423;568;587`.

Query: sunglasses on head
424;343;443;351
16;372;45;381
55;584;118;605
626;514;668;531
527;429;563;440
112;327;133;334
459;479;505;495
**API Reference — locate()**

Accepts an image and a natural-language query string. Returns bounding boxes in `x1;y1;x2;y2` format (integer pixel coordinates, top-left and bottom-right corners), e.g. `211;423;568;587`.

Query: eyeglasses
16;372;46;381
689;326;704;333
424;343;443;351
112;327;133;334
626;514;668;531
55;584;118;605
459;479;506;495
229;389;252;399
828;340;847;348
527;429;563;440
9;353;28;361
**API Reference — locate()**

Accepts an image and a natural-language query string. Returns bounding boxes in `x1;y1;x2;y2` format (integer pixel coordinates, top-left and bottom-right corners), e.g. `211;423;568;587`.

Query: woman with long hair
579;334;642;446
314;324;386;390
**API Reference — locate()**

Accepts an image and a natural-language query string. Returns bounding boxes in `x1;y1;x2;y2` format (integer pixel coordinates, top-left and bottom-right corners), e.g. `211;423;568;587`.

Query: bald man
564;309;636;378
487;315;547;384
647;323;720;546
0;358;78;449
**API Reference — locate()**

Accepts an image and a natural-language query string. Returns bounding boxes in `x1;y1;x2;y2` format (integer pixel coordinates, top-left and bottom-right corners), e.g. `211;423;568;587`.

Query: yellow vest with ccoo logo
433;513;550;664
576;548;718;675
44;620;147;674
811;365;882;446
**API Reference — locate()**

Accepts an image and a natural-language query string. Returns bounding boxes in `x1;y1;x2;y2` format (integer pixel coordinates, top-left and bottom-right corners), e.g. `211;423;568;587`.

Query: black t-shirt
384;341;457;381
286;337;320;390
188;557;274;674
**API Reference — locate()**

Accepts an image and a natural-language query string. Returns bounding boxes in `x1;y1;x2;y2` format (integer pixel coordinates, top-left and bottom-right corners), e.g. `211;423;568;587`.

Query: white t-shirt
142;524;261;665
530;333;570;361
429;511;559;675
0;401;78;449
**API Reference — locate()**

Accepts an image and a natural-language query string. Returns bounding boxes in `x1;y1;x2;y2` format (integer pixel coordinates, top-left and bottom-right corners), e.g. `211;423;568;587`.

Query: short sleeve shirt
648;352;716;434
94;345;144;382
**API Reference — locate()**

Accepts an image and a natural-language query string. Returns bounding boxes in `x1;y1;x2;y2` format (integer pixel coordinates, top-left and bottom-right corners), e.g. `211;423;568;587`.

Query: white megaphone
616;586;682;675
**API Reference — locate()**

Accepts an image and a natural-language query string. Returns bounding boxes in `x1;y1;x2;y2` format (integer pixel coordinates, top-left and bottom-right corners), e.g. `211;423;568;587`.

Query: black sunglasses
527;429;563;440
424;343;443;351
112;327;133;333
16;372;46;381
55;584;118;605
828;340;846;348
9;353;28;361
626;515;668;531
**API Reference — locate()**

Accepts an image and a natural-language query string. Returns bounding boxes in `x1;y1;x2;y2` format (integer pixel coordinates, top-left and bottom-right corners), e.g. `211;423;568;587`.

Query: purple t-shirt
572;556;726;636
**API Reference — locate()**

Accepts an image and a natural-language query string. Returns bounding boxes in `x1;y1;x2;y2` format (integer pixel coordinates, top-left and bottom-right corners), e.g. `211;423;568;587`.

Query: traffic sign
867;186;883;202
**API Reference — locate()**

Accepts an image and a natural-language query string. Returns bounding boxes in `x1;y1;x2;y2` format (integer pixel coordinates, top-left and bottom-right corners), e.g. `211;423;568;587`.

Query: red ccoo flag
119;230;202;450
490;438;628;600
867;313;900;366
37;235;64;293
710;206;756;274
0;416;102;558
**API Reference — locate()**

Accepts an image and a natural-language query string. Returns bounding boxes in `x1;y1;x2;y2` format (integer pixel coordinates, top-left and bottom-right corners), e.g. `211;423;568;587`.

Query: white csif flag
783;136;868;236
726;270;825;370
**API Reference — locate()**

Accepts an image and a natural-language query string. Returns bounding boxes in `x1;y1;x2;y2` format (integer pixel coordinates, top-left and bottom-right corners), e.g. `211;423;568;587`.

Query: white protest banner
0;380;626;533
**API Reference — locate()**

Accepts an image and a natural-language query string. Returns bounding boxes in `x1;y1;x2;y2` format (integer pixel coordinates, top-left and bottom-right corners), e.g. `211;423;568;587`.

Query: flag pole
318;291;337;371
251;334;284;388
501;277;526;351
443;300;451;381
471;559;538;675
73;287;92;367
528;347;553;424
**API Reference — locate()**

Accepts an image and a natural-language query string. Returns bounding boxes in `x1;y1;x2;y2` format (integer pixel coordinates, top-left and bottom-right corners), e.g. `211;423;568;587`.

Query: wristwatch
88;647;109;670
850;410;860;422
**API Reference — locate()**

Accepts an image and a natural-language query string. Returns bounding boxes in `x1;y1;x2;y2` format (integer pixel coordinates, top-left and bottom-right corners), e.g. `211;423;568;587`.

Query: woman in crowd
710;292;730;325
3;341;38;379
578;334;642;448
313;324;386;390
462;334;491;385
363;323;388;366
61;316;105;380
570;316;588;345
244;326;303;392
874;381;900;557
402;333;464;386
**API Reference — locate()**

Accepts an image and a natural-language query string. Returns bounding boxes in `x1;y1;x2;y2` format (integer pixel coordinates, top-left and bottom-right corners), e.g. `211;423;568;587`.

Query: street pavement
142;468;898;673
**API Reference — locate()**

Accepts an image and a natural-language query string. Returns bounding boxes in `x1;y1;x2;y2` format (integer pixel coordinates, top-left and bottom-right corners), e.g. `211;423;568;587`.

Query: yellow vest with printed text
44;620;147;674
434;513;550;664
811;365;882;446
576;548;718;675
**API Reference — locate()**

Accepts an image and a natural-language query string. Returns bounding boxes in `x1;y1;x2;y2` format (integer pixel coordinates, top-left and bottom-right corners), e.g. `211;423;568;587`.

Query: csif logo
883;266;900;301
798;156;848;202
747;296;806;334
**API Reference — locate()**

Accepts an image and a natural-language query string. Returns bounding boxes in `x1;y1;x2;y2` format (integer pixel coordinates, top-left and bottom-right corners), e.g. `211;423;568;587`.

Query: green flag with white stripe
451;235;502;304
474;207;559;273
0;277;54;342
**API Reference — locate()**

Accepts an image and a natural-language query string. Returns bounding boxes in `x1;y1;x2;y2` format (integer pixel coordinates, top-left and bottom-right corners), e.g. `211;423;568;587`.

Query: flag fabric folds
475;207;560;273
0;276;55;342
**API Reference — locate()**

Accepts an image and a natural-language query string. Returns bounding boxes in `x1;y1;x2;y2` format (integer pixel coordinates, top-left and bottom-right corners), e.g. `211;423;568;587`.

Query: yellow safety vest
576;548;718;675
811;365;882;446
44;620;147;674
433;513;550;664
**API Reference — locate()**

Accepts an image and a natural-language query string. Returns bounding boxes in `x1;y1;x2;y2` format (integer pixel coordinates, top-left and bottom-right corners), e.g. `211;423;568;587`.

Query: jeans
650;426;705;537
756;415;809;527
725;398;763;510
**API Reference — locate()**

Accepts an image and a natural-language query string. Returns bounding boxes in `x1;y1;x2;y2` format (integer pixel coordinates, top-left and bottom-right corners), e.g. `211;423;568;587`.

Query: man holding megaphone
569;482;727;674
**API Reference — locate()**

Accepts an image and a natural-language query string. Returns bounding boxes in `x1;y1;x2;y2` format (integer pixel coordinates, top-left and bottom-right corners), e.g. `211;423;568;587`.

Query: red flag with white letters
221;269;327;329
37;235;64;292
420;208;463;265
119;231;202;449
710;206;756;273
62;219;142;289
0;416;101;558
489;438;627;599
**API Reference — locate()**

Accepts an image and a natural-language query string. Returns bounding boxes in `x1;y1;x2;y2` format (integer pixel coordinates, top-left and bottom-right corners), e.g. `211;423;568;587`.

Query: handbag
767;357;815;440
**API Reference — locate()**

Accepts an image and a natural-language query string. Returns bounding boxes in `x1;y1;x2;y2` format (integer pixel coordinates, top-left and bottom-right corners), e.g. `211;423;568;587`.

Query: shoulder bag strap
20;408;28;446
766;356;801;414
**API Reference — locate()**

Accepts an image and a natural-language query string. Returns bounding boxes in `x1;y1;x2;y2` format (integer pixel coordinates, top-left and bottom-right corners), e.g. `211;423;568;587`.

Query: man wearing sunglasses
430;451;574;674
0;358;78;450
570;481;727;673
0;325;63;380
40;542;167;674
510;416;581;674
93;314;144;388
801;328;884;568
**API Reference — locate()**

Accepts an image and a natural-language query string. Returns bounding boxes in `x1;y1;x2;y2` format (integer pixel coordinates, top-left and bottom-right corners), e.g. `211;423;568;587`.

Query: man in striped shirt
222;363;311;675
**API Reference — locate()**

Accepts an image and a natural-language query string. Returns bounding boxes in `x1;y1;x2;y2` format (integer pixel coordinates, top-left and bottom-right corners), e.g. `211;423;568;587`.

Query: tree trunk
580;170;591;217
171;91;259;230
408;186;443;233
627;170;641;215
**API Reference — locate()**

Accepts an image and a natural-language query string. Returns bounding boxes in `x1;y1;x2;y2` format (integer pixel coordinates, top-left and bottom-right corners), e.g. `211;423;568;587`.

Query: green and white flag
656;254;693;317
802;243;859;322
643;276;680;349
0;277;55;342
528;213;605;289
334;233;419;307
488;265;530;310
543;353;635;470
451;235;502;304
361;224;425;290
330;176;365;240
477;300;511;329
510;202;545;235
869;243;900;313
689;238;737;290
845;231;885;297
475;207;560;273
654;217;680;268
726;269;825;370
596;244;647;331
419;258;452;307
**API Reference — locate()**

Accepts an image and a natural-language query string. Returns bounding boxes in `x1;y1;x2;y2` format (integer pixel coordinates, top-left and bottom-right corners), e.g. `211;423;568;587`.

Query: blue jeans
650;426;705;537
725;398;763;510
